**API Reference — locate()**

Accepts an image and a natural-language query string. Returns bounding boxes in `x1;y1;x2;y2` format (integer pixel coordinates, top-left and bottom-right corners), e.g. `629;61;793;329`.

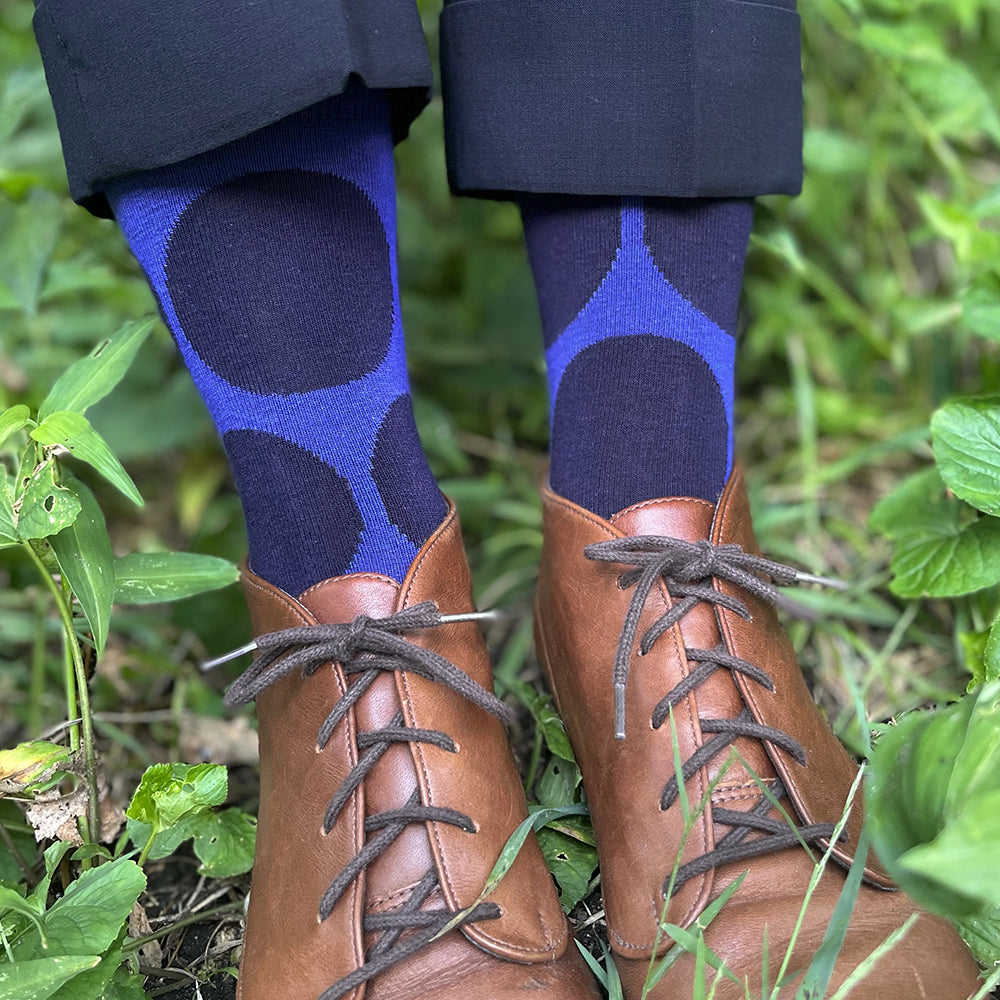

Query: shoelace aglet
201;640;258;672
614;682;626;741
791;570;850;591
439;609;501;624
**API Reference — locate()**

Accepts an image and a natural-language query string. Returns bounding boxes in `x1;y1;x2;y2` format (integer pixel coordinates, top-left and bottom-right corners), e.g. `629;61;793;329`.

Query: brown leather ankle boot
228;503;599;1000
535;469;980;999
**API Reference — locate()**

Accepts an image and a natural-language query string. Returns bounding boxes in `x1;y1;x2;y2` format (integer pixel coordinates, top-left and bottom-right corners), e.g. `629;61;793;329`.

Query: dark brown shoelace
224;602;511;1000
584;536;839;894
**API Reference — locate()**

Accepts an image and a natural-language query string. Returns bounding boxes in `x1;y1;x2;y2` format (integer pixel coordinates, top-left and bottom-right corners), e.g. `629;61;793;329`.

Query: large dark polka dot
371;396;447;545
642;198;752;337
166;169;393;393
521;196;622;347
224;429;363;595
550;335;729;515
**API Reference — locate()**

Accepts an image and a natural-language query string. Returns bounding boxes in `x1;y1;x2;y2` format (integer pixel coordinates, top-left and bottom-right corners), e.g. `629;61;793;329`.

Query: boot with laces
226;502;600;1000
535;468;980;999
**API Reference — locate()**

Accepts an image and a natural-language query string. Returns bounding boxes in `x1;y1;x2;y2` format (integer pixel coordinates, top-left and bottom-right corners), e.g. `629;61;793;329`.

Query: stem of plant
29;595;47;738
60;578;80;754
21;541;101;849
137;829;157;868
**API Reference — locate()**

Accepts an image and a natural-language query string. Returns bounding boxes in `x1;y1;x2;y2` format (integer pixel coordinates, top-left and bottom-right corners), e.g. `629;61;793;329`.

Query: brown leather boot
535;469;980;999
227;503;600;1000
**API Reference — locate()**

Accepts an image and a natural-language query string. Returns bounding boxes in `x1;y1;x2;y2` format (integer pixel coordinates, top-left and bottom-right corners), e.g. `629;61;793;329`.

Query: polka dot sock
108;85;447;595
520;195;753;518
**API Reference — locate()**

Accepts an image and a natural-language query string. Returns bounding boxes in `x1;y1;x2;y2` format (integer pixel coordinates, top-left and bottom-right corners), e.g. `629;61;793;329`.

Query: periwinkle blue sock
108;86;446;595
521;195;753;517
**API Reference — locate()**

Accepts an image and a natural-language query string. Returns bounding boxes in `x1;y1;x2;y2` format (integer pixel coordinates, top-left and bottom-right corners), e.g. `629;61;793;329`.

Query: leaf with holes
31;412;142;506
126;763;228;834
189;808;256;878
14;461;82;542
39;318;156;421
536;827;597;911
49;477;114;654
536;756;581;808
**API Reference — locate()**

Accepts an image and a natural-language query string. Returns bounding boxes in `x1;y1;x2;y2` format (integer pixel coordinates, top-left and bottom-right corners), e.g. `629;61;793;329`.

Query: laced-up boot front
230;503;599;1000
535;468;979;999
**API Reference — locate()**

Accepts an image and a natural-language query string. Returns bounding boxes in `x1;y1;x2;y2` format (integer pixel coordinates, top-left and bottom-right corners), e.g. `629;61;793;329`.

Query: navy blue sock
521;195;752;517
109;86;446;595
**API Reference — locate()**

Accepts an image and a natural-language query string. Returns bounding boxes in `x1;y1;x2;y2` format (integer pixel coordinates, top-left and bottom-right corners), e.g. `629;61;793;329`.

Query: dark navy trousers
33;1;802;218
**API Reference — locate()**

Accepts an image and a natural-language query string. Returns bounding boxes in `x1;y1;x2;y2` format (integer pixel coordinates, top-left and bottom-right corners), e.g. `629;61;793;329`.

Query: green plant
867;681;1000;966
0;326;249;999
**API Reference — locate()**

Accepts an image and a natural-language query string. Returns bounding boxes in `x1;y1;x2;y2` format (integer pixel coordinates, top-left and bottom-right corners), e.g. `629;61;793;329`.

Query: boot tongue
296;573;398;623
610;492;780;818
610;495;715;540
295;573;438;920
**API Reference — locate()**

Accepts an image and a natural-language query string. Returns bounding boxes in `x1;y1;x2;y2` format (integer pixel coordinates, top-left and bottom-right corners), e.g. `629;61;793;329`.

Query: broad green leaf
41;860;144;957
31;412;142;506
0;189;62;316
126;763;227;833
932;396;1000;516
866;704;973;915
96;967;147;1000
0;405;30;448
49;478;114;654
190;808;257;878
536;827;597;911
888;509;1000;598
868;466;942;542
14;462;82;541
38;318;156;421
48;944;124;1000
536;755;581;808
955;907;1000;967
28;843;75;915
124;814;195;863
866;684;1000;919
945;681;1000;810
900;791;1000;908
962;275;1000;340
0;956;100;1000
0;885;47;943
112;551;240;605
